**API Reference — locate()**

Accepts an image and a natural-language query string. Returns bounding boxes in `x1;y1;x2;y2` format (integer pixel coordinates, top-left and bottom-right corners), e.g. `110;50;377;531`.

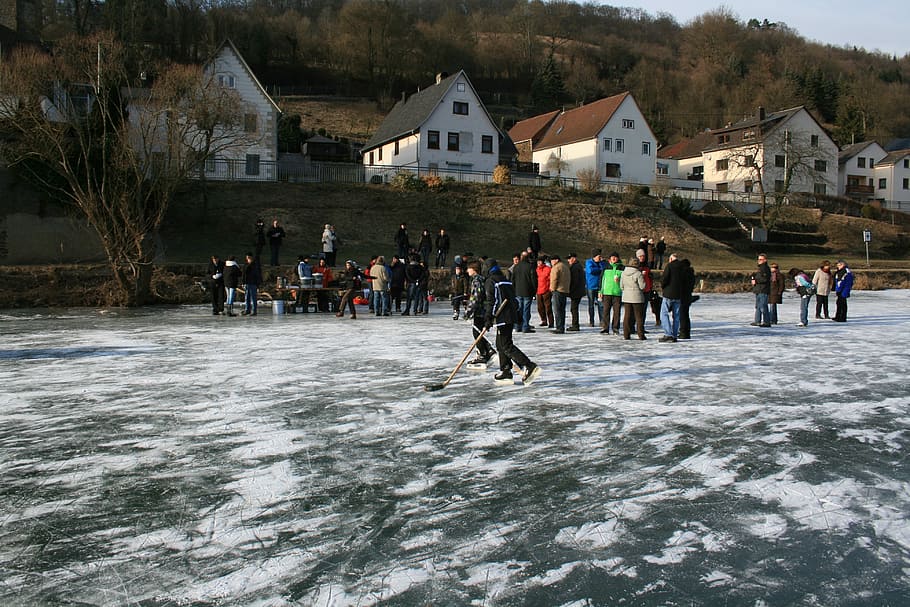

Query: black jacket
511;259;537;297
569;261;587;299
752;262;771;295
404;261;423;285
389;260;406;289
484;266;517;326
660;259;686;300
223;261;241;289
242;259;262;286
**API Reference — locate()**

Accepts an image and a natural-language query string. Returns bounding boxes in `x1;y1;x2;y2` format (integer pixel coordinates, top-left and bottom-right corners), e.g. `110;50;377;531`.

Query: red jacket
536;264;551;295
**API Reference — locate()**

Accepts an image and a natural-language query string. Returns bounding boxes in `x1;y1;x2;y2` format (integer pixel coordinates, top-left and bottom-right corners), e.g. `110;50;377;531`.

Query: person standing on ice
750;253;772;327
833;259;854;322
223;255;241;317
788;267;813;327
464;260;496;367
483;258;541;385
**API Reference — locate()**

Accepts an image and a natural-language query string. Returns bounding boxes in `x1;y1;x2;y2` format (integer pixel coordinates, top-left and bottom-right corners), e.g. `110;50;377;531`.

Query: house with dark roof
837;141;886;201
872;149;910;210
361;71;502;182
657;130;716;184
697;106;837;196
200;39;281;181
509;92;657;185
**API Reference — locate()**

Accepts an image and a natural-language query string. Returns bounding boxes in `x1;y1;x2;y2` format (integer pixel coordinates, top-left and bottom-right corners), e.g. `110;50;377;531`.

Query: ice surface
1;290;909;605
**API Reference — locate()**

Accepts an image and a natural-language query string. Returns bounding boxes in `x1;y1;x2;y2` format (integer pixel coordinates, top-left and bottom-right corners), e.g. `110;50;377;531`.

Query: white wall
874;154;910;210
839;143;887;198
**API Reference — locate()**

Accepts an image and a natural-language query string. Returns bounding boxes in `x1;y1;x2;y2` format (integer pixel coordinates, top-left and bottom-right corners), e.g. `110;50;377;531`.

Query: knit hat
482;258;498;275
636;248;646;258
591;248;602;258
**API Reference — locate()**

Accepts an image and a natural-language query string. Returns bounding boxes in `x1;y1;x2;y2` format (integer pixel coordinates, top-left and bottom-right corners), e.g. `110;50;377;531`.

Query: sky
623;1;908;58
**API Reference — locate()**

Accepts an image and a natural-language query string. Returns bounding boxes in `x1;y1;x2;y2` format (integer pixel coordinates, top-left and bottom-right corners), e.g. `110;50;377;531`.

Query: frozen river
2;290;909;606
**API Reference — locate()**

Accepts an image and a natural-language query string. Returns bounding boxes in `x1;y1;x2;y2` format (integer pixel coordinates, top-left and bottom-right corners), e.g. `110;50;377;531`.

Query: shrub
669;194;693;219
861;204;882;220
576;167;601;192
493;165;511;185
422;174;444;189
390;172;426;191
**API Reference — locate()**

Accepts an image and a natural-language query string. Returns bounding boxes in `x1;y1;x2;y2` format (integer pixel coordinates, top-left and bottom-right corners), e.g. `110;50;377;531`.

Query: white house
510;92;657;185
656;130;716;188
872;149;910;211
837;141;887;202
700;106;838;197
200;39;281;181
362;71;501;181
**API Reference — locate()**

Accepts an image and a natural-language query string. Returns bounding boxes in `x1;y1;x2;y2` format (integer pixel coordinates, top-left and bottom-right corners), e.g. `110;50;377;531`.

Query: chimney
401;91;406;102
758;106;766;121
435;71;449;85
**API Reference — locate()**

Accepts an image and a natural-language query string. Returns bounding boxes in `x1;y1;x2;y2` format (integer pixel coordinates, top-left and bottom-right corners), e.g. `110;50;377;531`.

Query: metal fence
198;158;910;214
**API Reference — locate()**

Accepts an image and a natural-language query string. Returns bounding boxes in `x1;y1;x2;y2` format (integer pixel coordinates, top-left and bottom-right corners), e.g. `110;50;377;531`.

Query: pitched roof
838;141;878;163
209;39;281;114
877;149;910;166
658;131;715;160
885;138;910;152
362;71;466;152
534;92;631;150
508;110;560;145
702;106;805;152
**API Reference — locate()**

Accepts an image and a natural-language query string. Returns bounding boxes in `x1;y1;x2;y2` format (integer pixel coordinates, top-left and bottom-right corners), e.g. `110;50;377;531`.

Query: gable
535;92;631;150
206;40;280;115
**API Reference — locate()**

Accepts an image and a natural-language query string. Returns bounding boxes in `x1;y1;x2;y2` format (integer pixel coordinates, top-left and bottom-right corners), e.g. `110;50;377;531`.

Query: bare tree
0;34;253;305
717;128;835;231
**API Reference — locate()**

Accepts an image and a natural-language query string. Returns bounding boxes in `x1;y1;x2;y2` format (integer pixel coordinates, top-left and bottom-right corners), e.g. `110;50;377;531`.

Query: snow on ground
1;290;909;605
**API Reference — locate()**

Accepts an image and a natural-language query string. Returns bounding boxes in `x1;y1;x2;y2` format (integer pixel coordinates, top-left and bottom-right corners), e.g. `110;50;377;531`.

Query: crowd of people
204;220;858;382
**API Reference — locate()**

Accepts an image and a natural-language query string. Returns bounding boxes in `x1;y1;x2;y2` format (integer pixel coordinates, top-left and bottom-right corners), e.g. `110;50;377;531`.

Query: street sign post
863;230;872;267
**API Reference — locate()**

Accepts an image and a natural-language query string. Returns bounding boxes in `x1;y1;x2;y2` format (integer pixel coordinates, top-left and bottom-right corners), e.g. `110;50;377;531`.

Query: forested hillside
28;1;910;145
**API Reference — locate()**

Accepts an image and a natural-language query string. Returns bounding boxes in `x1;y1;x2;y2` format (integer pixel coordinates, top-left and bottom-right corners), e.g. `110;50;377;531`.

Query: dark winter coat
435;233;450;254
835;266;854;298
465;274;486;320
338;265;364;290
223;260;241;289
752;262;771;295
769;268;786;304
242;259;262;287
511;259;537;297
569;260;587;299
660;258;686;300
484;265;517;326
389;259;406;289
528;230;541;255
404;261;423;285
395;227;409;251
207;258;225;288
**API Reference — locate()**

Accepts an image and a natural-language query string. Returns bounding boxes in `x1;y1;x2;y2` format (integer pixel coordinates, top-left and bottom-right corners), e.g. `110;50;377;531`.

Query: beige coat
549;260;571;294
812;268;832;296
370;263;390;292
620;266;647;303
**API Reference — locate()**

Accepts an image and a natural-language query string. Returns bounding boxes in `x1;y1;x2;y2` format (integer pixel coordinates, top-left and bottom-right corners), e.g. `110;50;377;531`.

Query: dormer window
743;130;755;142
717;133;730;145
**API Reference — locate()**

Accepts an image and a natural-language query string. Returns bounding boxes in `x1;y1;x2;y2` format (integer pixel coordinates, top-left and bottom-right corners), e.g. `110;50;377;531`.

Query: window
243;113;258;133
615;139;624;153
810;134;819;148
603;138;612;152
657;162;669;176
717;182;728;193
453;101;469;115
717;133;730;144
815;159;827;172
742;130;756;142
481;135;493;154
218;74;235;88
245;154;260;176
857;157;866;168
368;151;374;164
745;155;754;167
447;132;459;151
605;163;621;178
427;130;440;149
879;178;887;189
905;159;910;169
378;147;383;161
394;141;399;156
814;183;827;195
622;119;635;129
642;141;651;155
456;82;466;92
869;158;875;168
744;180;753;193
715;158;729;171
903;178;909;190
774;179;785;192
775;155;785;168
692;166;704;177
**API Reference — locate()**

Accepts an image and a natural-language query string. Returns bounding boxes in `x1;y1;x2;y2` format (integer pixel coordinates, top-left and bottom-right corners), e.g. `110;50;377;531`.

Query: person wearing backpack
788;268;815;327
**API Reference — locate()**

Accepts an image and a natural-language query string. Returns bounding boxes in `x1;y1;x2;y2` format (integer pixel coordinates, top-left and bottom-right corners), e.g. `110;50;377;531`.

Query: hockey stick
424;300;507;392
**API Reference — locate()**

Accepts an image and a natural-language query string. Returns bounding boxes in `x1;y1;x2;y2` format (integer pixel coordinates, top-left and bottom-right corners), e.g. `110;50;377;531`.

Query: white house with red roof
509;92;657;185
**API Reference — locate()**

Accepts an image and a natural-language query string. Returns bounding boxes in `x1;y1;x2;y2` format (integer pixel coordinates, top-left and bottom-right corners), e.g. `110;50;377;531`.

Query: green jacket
599;261;624;296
